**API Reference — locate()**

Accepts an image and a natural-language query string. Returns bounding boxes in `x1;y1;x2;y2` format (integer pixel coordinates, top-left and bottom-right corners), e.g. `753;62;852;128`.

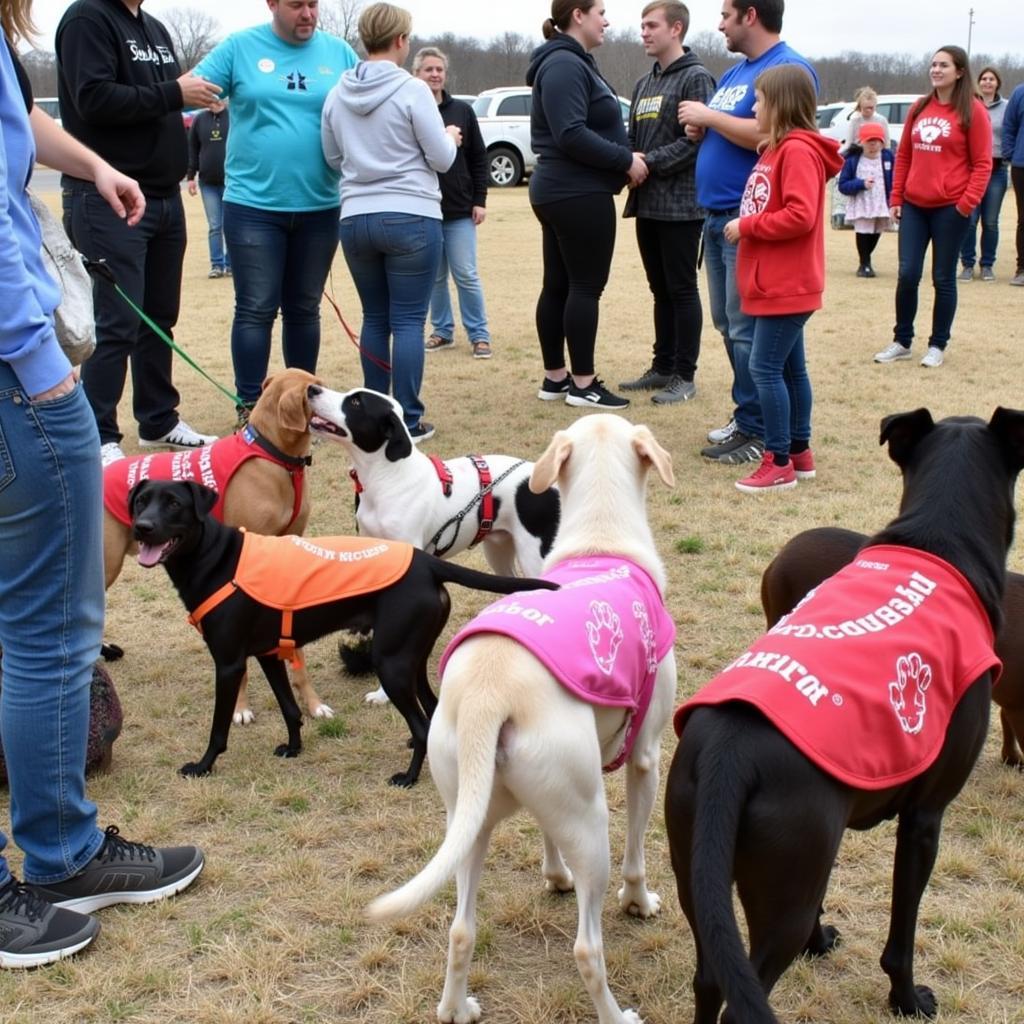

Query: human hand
93;164;146;226
890;205;902;222
626;153;648;188
865;177;875;190
678;100;711;128
31;372;76;403
723;218;741;244
684;124;706;143
187;179;198;196
471;205;486;226
446;124;463;146
178;73;221;109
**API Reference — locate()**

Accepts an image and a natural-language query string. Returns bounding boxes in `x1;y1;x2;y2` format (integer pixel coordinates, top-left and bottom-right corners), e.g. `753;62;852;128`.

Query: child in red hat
837;121;895;276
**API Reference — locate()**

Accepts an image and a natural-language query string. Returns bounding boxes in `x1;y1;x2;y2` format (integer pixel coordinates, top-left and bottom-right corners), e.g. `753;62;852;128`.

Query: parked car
472;86;631;188
816;102;846;130
823;94;922;148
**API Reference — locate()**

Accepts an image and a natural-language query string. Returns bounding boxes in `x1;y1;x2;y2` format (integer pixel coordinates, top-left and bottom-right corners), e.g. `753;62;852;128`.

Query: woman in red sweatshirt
724;65;842;493
873;45;991;369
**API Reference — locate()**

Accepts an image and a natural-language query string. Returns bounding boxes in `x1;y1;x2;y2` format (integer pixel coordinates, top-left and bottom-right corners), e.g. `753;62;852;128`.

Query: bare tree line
19;3;1024;105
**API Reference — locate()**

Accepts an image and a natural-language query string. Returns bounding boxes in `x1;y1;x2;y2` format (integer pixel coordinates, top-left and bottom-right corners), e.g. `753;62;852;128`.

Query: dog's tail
427;555;558;596
691;733;779;1024
367;679;505;922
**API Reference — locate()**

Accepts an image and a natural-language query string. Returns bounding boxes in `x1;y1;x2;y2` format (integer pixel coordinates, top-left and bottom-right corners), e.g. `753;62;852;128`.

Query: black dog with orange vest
665;408;1024;1023
128;479;556;785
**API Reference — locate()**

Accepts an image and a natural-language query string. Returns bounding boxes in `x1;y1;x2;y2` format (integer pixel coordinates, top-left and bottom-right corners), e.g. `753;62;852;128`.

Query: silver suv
472;86;631;188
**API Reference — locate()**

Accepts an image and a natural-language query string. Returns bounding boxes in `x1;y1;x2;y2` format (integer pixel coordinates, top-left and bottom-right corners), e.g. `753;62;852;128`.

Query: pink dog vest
104;430;305;529
441;557;676;771
674;546;1001;789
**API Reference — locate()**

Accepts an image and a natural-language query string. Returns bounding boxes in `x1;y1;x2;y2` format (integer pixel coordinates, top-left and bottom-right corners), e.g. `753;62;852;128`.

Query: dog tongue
137;541;168;568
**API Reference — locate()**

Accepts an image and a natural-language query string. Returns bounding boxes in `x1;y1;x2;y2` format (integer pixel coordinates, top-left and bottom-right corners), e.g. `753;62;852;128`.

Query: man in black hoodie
57;0;221;465
621;0;715;405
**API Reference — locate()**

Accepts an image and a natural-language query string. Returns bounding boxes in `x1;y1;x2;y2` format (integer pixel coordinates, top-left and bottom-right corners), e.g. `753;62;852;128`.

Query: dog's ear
530;431;573;493
277;379;311;433
127;479;153;520
185;482;219;518
383;411;413;462
632;426;675;487
879;408;935;467
989;407;1024;475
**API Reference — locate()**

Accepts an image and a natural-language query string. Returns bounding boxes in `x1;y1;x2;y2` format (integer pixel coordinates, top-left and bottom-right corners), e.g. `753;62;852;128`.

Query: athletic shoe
32;826;204;915
471;341;492;359
791;449;816;479
701;430;764;464
0;878;99;969
139;420;217;451
565;378;630;409
1011;272;1024;287
873;342;911;363
651;376;696;405
957;266;974;282
408;421;435;443
208;267;224;279
920;346;944;368
100;442;125;468
707;418;737;444
735;452;797;493
619;365;673;391
980;267;995;282
425;334;455;352
537;376;571;401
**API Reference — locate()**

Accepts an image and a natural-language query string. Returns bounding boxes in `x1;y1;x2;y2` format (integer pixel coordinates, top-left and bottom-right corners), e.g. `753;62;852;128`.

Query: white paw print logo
632;600;658;673
586;600;623;675
888;652;932;735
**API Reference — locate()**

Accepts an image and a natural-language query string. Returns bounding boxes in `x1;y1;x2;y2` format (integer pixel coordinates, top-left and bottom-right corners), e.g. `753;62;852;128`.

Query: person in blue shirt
677;0;816;465
1003;81;1024;286
194;0;358;426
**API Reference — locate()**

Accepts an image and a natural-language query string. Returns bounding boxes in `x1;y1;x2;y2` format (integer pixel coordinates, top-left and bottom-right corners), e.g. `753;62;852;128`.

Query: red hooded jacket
735;129;843;316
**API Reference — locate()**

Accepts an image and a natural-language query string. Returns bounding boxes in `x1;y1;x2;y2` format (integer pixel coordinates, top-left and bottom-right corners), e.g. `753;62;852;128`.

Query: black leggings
532;193;616;377
1013;164;1024;274
855;231;881;265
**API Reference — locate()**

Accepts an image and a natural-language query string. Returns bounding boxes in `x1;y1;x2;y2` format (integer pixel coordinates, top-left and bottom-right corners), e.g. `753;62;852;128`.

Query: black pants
635;217;704;381
63;182;185;445
1013;164;1024;274
532;193;616;377
856;231;881;266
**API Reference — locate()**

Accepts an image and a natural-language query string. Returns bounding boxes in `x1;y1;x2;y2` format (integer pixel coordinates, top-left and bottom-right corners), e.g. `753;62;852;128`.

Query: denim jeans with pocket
748;311;813;459
340;212;443;430
430;216;491;344
959;162;1009;269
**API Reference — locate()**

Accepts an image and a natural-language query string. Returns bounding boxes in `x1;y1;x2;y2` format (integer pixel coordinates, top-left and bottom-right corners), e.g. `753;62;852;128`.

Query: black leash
427;460;526;557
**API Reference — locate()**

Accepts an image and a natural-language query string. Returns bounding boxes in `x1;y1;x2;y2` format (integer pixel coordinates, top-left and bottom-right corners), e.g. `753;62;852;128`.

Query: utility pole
967;7;975;59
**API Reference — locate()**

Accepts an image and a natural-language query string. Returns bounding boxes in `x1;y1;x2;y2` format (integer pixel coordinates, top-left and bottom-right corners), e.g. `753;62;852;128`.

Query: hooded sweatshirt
525;34;632;205
321;61;456;220
735;129;843;316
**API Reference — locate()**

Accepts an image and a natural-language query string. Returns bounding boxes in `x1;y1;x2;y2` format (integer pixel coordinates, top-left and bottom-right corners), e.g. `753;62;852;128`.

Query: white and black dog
308;386;561;702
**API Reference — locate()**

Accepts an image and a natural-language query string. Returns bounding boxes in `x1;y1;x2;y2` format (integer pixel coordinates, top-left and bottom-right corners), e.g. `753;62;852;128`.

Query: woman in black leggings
526;0;647;409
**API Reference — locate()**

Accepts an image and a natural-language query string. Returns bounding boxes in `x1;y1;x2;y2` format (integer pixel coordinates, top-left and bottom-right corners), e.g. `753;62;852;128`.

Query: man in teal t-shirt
194;0;358;424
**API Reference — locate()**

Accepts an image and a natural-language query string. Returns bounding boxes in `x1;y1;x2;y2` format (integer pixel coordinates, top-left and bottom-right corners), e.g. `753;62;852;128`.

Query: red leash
322;289;392;374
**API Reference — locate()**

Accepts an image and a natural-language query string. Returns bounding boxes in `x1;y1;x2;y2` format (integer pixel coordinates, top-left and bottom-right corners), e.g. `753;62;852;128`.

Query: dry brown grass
5;188;1022;1023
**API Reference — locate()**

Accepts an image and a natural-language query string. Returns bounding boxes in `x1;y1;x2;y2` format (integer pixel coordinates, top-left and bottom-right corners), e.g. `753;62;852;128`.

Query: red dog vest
104;430;305;529
674;546;1001;789
441;557;676;772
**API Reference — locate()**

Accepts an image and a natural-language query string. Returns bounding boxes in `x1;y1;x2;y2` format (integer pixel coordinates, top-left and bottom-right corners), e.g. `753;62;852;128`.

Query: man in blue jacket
1003;82;1024;287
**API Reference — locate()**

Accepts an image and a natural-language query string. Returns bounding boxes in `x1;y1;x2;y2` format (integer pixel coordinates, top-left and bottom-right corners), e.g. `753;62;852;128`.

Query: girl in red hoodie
724;65;843;493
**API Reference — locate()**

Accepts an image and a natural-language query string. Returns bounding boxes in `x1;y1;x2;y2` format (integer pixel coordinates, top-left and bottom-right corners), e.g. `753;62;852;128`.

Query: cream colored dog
368;414;677;1024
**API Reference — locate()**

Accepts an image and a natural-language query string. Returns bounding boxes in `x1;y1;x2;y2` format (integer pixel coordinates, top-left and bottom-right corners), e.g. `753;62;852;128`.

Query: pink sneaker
791;449;816;479
736;452;797;493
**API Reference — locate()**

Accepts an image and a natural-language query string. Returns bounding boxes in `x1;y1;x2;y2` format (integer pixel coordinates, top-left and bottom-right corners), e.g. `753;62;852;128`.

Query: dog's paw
308;702;335;719
437;996;481;1023
389;770;419;788
618;885;661;918
622;1009;645;1024
544;872;575;894
179;762;210;778
274;743;301;759
889;984;937;1019
233;707;256;726
364;687;391;705
586;599;623;675
804;923;841;958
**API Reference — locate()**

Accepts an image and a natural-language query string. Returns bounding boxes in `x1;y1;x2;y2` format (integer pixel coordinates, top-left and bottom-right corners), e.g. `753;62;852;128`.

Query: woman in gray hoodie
321;2;459;442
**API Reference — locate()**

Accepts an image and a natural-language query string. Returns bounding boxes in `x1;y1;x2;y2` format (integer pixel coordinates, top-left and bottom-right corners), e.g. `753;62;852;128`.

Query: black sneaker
408;421;435;443
565;378;630;409
0;877;98;969
32;826;204;915
619;365;673;391
537;376;571;401
700;430;765;464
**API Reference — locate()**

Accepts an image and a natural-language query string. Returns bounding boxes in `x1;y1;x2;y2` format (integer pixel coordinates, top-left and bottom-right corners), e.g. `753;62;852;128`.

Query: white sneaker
873;342;912;363
100;442;125;467
920;346;944;368
707;418;737;444
139;420;218;451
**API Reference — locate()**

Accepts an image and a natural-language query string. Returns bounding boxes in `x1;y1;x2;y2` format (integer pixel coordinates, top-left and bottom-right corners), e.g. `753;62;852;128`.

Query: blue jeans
340;213;443;430
199;183;230;271
703;211;761;437
894;201;971;350
0;372;105;884
223;202;340;404
748;312;813;459
959;163;1009;269
430;217;490;343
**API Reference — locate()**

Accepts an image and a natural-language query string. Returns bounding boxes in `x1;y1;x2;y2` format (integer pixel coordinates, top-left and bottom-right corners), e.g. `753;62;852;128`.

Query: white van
823;94;923;148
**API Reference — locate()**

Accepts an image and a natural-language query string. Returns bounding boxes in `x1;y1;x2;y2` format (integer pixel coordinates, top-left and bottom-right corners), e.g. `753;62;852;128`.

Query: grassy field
3;187;1022;1024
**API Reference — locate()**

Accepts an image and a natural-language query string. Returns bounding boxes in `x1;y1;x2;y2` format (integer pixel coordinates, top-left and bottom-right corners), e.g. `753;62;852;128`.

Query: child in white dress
837;122;895;277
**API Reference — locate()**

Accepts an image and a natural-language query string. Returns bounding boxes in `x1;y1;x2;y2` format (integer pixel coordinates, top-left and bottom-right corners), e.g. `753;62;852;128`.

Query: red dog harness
105;426;308;529
187;532;414;665
674;546;1001;789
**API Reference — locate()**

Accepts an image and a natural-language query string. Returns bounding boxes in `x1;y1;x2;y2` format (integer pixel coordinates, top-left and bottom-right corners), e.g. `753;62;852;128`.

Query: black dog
665;408;1024;1023
129;479;557;786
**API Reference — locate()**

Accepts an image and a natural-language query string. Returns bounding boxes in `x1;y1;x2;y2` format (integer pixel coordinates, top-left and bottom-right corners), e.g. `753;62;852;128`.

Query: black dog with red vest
665;408;1024;1023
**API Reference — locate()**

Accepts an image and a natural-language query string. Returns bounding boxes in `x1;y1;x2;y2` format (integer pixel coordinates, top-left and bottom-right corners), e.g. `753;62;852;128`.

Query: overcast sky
28;0;1024;66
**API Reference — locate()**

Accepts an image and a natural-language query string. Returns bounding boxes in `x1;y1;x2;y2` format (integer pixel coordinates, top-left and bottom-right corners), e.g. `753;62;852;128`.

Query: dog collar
242;423;312;471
